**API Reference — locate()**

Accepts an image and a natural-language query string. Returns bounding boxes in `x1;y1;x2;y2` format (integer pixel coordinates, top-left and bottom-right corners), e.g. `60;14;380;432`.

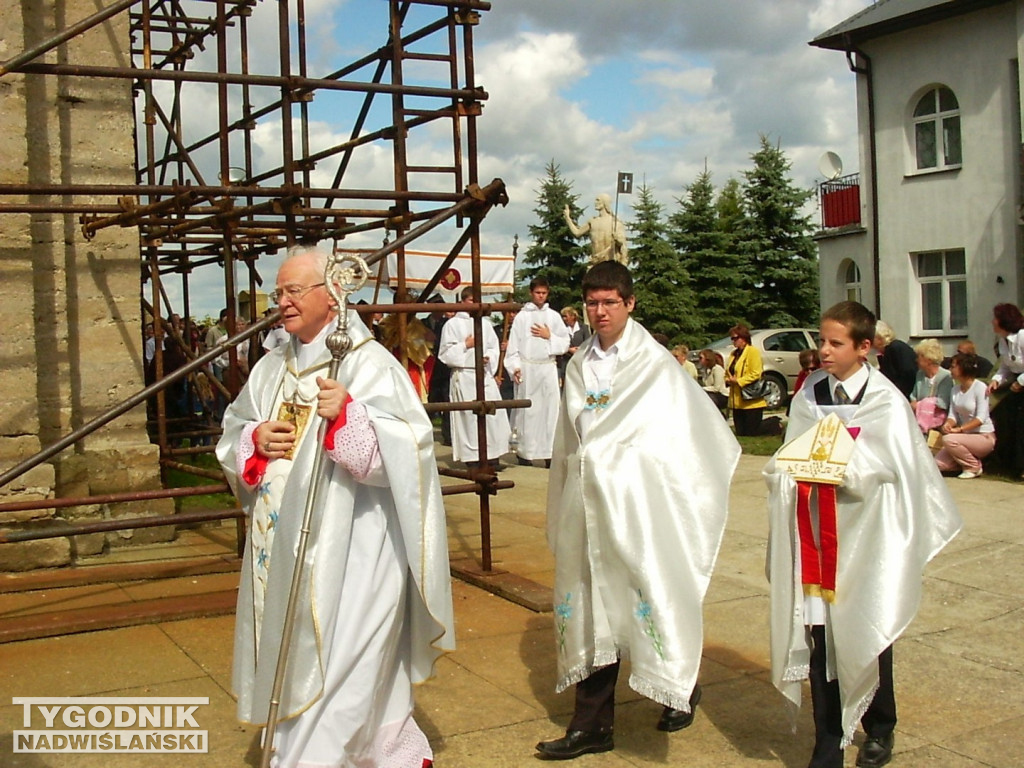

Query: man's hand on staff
256;421;296;459
316;376;349;421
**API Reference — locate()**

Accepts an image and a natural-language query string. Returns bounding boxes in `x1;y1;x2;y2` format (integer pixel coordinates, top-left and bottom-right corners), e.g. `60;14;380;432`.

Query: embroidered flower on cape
635;589;665;660
555;593;573;652
584;389;611;411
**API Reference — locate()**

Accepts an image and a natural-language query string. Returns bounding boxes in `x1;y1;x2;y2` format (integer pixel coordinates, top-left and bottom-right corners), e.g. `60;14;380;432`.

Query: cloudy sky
169;0;874;318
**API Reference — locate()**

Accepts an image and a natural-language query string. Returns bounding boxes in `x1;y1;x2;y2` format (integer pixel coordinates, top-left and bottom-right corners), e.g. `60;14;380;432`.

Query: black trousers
733;407;764;436
568;661;620;733
991;387;1024;473
808;626;896;767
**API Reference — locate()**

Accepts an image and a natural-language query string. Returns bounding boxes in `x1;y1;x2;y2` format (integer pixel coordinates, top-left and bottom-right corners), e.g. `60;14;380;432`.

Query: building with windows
812;0;1023;353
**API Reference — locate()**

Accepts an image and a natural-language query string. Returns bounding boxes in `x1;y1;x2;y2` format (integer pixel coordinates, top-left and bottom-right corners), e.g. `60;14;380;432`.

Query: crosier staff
259;252;370;768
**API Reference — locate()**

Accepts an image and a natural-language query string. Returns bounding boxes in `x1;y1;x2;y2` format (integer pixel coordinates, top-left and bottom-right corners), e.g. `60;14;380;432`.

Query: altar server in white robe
217;246;454;768
436;286;510;466
504;278;570;464
763;300;961;768
536;261;740;760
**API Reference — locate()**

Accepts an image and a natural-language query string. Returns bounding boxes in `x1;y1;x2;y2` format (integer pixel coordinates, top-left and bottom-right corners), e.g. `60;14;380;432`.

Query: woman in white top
698;348;728;412
671;344;700;381
910;338;954;434
935;353;995;478
986;302;1024;476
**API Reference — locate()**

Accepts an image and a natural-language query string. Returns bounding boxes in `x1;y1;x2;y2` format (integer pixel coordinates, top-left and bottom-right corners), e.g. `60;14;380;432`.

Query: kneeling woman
935;353;995;479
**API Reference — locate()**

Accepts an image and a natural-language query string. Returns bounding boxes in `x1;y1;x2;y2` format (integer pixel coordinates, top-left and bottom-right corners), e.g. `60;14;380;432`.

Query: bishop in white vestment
217;248;454;768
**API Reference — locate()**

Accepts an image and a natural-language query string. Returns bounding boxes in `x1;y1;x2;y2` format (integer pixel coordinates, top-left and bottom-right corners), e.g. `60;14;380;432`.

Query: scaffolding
0;0;520;623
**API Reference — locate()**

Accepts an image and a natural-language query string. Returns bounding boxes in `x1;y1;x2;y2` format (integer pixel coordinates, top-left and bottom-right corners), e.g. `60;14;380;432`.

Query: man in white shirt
536;262;740;760
437;287;510;468
504;278;570;466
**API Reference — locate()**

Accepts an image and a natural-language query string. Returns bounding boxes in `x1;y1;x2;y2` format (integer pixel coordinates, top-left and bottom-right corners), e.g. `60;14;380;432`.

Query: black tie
834;383;851;404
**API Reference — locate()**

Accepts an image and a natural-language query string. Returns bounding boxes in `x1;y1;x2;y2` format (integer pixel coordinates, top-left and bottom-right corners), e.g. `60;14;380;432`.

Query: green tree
668;169;750;342
629;183;703;345
715;177;745;239
520;160;589;310
737;136;820;328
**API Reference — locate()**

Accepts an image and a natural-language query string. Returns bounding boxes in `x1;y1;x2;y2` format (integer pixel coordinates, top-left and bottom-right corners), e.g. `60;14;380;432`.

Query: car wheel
762;373;787;410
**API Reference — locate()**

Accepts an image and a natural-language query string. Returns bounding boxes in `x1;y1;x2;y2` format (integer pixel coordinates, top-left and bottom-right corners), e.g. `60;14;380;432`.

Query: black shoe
517;456;533;467
657;684;702;732
856;733;893;767
535;730;613;760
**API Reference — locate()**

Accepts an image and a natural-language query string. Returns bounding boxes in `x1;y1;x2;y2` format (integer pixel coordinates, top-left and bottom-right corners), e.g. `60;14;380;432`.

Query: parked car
698;328;818;409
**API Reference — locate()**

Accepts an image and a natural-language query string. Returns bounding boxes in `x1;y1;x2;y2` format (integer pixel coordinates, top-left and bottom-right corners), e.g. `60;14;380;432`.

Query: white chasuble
217;311;454;767
763;367;962;745
548;318;740;711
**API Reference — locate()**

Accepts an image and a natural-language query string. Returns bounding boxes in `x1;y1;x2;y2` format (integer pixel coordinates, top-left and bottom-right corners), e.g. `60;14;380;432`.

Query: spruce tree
629;183;702;345
737;136;820;328
520;160;589;310
668;170;750;342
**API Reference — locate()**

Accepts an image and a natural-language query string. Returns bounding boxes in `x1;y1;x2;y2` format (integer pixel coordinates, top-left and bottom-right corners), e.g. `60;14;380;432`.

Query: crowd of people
869;302;1024;480
147;281;1024;485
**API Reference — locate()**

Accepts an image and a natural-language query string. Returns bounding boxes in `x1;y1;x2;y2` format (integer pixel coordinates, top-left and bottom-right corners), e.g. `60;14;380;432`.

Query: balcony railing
819;173;861;229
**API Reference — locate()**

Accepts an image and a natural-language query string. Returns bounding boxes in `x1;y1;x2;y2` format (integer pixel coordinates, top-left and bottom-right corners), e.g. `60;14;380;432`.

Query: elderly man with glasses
217;246;454;768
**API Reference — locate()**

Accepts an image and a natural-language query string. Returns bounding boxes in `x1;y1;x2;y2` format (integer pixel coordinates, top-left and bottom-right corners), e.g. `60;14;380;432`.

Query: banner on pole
336;249;514;298
617;172;633;195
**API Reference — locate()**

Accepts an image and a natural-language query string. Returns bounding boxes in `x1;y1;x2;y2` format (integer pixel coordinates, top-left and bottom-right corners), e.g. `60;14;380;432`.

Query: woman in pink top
935;353;995;479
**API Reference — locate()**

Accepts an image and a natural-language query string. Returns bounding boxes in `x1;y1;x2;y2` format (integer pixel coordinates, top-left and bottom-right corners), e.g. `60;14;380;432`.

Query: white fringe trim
627;673;694;712
842;681;880;748
554;651;620;694
782;664;809;682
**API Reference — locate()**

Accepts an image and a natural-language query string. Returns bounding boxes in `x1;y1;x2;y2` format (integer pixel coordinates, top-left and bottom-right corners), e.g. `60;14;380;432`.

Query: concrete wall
0;1;171;570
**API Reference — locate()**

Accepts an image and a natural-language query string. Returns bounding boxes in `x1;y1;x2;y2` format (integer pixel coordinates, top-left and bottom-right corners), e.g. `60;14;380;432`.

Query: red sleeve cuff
242;451;269;486
324;393;355;451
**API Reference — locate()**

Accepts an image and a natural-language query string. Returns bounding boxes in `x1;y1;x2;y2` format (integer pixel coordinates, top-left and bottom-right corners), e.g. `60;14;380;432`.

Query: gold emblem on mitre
776;413;856;485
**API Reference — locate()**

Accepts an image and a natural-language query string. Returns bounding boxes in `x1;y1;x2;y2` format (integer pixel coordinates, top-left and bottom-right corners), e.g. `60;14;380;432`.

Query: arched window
843;260;862;303
912;86;961;170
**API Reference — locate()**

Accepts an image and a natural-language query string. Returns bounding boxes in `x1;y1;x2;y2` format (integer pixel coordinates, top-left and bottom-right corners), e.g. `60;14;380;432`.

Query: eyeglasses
584;299;624;310
269;283;325;304
730;336;741;341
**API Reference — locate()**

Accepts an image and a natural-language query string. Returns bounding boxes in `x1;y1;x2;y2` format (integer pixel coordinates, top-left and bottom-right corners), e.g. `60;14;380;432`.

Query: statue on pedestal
564;193;628;265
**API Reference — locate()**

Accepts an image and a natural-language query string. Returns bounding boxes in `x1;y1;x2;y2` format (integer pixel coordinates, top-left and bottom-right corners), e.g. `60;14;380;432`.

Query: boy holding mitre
763;301;961;768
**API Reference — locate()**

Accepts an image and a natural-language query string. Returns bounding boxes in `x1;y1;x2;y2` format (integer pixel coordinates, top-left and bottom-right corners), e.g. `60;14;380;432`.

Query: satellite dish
818;151;843;180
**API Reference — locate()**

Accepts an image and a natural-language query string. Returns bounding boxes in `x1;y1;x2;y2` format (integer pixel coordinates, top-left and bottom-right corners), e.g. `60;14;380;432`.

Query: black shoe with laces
856;733;894;767
535;730;614;760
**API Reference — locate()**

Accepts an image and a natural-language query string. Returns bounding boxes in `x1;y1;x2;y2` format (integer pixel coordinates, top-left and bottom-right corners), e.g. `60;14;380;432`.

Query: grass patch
165;451;238;511
736;433;785;456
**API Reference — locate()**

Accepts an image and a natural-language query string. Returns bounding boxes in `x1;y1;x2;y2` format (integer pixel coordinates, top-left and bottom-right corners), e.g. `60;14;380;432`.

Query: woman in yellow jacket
724;324;766;436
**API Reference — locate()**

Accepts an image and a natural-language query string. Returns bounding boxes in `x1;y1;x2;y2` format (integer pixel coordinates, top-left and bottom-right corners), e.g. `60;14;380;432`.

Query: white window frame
912;249;967;334
842;260;862;304
910;86;962;173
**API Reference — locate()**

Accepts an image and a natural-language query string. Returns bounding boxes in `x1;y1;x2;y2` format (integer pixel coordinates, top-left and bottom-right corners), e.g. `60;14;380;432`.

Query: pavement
1;447;1022;768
